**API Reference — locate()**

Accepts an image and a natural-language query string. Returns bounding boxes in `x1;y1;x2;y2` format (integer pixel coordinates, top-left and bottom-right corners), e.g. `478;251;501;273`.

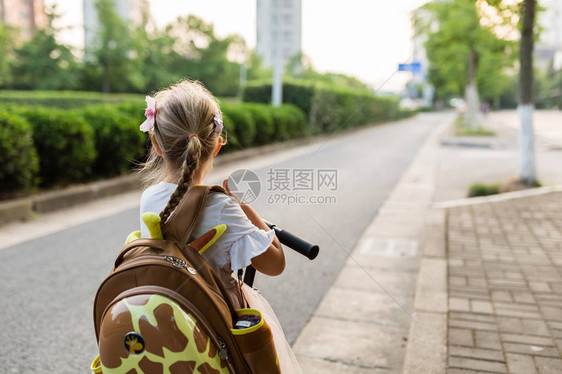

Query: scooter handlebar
264;220;319;260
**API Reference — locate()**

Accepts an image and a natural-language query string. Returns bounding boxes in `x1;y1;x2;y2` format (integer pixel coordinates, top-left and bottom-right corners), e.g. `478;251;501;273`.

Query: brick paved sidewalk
446;191;562;374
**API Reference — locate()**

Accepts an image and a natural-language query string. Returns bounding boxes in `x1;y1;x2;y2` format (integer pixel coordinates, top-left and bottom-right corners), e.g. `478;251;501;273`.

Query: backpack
91;185;281;374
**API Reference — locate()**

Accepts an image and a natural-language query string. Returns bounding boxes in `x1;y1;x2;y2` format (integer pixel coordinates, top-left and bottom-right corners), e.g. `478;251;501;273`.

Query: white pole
272;0;283;107
239;58;247;97
518;103;537;184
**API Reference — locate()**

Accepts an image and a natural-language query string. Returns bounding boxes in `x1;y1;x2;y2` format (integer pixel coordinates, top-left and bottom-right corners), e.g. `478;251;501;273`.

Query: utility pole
271;0;283;107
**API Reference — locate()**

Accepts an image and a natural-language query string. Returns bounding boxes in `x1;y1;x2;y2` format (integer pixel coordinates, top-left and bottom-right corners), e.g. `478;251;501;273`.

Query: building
256;0;302;69
0;0;47;40
83;0;143;53
409;5;436;107
536;0;562;70
411;6;432;85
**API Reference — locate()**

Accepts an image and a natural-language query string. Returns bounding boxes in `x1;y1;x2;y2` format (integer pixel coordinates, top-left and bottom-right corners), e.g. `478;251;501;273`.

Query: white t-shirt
139;182;275;272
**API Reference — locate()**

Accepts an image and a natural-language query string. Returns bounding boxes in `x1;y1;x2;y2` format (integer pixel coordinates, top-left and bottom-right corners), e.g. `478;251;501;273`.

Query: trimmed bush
0;110;39;191
0;90;144;109
269;104;308;141
282;104;308;138
15;107;96;186
220;113;240;152
309;86;406;133
244;103;275;145
244;81;412;134
243;81;315;116
221;104;256;148
77;105;146;176
269;106;291;141
111;100;146;123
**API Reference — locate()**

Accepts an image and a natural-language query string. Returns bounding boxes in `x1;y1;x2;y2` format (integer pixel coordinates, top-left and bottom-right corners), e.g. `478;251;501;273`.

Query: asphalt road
0;112;448;373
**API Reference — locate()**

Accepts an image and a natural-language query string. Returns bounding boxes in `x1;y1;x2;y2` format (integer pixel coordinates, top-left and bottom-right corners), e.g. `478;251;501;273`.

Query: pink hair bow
139;96;157;132
213;112;223;134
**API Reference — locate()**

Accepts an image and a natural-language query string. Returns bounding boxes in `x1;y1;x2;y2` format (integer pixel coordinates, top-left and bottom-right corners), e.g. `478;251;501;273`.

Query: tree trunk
518;0;536;185
465;48;480;131
102;65;111;93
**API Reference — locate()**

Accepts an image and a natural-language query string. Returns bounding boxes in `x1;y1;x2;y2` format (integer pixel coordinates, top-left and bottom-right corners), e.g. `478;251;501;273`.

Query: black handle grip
264;220;319;260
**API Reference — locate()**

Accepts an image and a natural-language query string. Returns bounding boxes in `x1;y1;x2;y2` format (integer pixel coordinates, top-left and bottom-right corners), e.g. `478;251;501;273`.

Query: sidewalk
442;191;562;373
292;112;452;372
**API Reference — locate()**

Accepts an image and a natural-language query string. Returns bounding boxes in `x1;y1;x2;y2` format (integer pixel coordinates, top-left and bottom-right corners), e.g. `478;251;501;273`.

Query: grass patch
468;182;500;197
468;179;542;198
454;115;495;136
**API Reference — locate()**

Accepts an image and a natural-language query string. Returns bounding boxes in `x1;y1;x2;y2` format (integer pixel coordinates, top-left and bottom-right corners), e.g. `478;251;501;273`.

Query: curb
434;184;562;208
402;207;448;374
440;138;493;148
0;199;33;226
0;174;140;227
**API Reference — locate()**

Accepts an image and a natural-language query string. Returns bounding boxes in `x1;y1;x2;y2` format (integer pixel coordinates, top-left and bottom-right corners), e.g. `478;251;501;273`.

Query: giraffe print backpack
91;185;280;373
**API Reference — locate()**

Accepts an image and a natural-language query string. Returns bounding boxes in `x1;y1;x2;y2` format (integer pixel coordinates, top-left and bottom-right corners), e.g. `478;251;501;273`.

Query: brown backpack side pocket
231;308;281;374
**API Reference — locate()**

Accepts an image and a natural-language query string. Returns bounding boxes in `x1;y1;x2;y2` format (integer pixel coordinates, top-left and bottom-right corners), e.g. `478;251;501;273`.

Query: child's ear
151;133;163;156
212;136;223;157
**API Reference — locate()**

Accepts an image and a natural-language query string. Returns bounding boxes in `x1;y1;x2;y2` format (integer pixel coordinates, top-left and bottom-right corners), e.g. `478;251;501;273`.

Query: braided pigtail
159;136;203;226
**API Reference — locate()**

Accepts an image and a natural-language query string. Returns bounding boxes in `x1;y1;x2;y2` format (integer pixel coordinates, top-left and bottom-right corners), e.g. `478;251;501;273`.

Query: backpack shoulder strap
162;184;226;243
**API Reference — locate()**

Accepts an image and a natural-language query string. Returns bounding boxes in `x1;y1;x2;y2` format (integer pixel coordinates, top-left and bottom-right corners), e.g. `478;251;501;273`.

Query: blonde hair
138;79;222;226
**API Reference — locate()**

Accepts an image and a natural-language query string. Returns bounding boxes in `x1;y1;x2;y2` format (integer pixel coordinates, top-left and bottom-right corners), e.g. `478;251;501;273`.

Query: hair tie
187;133;198;143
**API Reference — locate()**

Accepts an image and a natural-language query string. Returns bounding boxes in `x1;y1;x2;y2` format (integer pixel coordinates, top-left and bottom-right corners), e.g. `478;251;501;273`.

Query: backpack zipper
163;255;197;274
217;336;230;362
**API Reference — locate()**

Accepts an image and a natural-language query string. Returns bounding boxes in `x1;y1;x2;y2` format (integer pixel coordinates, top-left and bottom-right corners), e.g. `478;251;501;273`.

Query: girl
137;79;302;373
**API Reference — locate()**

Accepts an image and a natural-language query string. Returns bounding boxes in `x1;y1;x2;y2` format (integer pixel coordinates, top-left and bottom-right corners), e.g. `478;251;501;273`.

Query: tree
283;51;371;92
0;23;14;87
486;0;539;185
92;0;144;93
166;15;239;96
11;5;79;89
418;0;515;129
130;0;178;91
518;0;537;185
246;51;271;81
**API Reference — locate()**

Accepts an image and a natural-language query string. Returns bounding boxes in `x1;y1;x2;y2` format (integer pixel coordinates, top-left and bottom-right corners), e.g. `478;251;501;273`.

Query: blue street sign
398;62;422;74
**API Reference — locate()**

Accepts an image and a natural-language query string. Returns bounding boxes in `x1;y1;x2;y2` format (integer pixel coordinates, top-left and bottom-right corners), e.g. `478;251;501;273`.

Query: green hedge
221;104;257;148
244;103;275;145
0;91;311;195
243;81;412;133
222;103;308;147
77;105;146;176
218;113;237;150
243;81;315;117
280;104;308;138
309;86;404;133
0;90;144;109
14;107;97;186
0;110;39;191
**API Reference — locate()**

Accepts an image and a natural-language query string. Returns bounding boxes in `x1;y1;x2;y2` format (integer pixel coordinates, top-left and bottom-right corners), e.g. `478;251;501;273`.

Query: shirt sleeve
218;196;275;271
